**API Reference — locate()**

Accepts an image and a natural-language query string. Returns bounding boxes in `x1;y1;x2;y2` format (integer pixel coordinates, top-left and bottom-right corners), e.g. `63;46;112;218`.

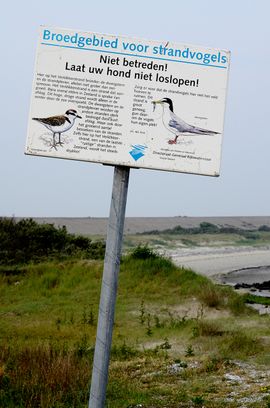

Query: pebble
224;373;243;382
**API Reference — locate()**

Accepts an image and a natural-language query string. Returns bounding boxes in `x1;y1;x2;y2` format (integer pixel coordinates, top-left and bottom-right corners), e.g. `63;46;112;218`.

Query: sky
1;0;270;218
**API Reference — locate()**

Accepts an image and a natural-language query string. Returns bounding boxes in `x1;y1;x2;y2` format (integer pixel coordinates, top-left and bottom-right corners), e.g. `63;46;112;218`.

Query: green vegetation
140;221;268;236
1;245;270;407
0;217;105;265
244;293;270;306
124;222;270;250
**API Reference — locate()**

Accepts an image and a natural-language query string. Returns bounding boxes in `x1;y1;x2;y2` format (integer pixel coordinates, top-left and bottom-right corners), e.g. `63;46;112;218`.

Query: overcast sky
2;0;270;217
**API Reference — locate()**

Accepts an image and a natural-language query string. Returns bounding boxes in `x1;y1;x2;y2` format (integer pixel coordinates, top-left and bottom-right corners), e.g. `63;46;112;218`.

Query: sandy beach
165;245;270;308
165;245;270;279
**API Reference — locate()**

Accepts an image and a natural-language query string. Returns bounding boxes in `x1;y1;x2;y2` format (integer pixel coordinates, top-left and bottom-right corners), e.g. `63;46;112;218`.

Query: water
221;265;270;297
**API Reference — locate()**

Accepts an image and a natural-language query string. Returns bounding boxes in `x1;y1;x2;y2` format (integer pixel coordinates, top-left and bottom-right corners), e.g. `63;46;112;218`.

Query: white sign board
25;27;230;176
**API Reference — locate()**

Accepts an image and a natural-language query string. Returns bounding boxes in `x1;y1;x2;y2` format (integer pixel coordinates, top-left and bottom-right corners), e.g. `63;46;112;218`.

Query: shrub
199;222;219;233
0;217;105;265
258;225;270;232
192;395;205;406
129;245;159;260
241;231;260;240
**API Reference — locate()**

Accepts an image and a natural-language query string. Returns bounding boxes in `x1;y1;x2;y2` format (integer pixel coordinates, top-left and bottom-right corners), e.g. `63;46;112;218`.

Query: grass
244;293;270;306
122;230;270;251
0;250;270;407
0;344;92;407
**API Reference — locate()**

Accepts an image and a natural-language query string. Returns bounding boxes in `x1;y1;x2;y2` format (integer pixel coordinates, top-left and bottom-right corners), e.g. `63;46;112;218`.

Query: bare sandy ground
165;245;270;313
164;246;270;280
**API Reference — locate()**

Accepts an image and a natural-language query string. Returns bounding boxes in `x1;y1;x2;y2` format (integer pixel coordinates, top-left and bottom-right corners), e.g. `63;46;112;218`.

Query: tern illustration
32;109;82;149
152;98;219;144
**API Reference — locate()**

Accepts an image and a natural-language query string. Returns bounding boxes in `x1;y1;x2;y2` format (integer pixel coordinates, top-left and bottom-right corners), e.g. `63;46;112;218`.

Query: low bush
128;245;159;260
0;217;105;265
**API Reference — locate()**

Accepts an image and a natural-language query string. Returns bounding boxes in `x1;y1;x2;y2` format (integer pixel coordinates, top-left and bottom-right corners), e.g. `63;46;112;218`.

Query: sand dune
14;216;270;236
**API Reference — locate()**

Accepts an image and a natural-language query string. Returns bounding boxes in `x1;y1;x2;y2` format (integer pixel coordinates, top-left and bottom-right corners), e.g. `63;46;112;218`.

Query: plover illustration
152;98;219;144
32;109;82;149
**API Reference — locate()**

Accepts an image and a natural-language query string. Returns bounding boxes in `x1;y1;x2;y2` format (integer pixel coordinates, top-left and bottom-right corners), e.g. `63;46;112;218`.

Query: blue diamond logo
129;144;147;161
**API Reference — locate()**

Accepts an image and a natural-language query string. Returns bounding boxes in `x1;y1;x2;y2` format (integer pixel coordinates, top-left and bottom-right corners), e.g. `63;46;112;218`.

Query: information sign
26;26;230;176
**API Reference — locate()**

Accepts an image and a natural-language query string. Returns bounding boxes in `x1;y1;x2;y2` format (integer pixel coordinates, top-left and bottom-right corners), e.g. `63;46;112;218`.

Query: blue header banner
42;28;228;69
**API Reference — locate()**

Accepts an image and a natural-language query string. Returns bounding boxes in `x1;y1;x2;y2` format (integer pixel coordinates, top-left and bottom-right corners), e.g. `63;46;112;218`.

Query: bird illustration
32;109;82;149
152;98;219;144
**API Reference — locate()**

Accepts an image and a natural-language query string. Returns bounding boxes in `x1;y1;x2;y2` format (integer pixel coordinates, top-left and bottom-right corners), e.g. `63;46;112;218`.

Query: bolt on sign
25;26;230;176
